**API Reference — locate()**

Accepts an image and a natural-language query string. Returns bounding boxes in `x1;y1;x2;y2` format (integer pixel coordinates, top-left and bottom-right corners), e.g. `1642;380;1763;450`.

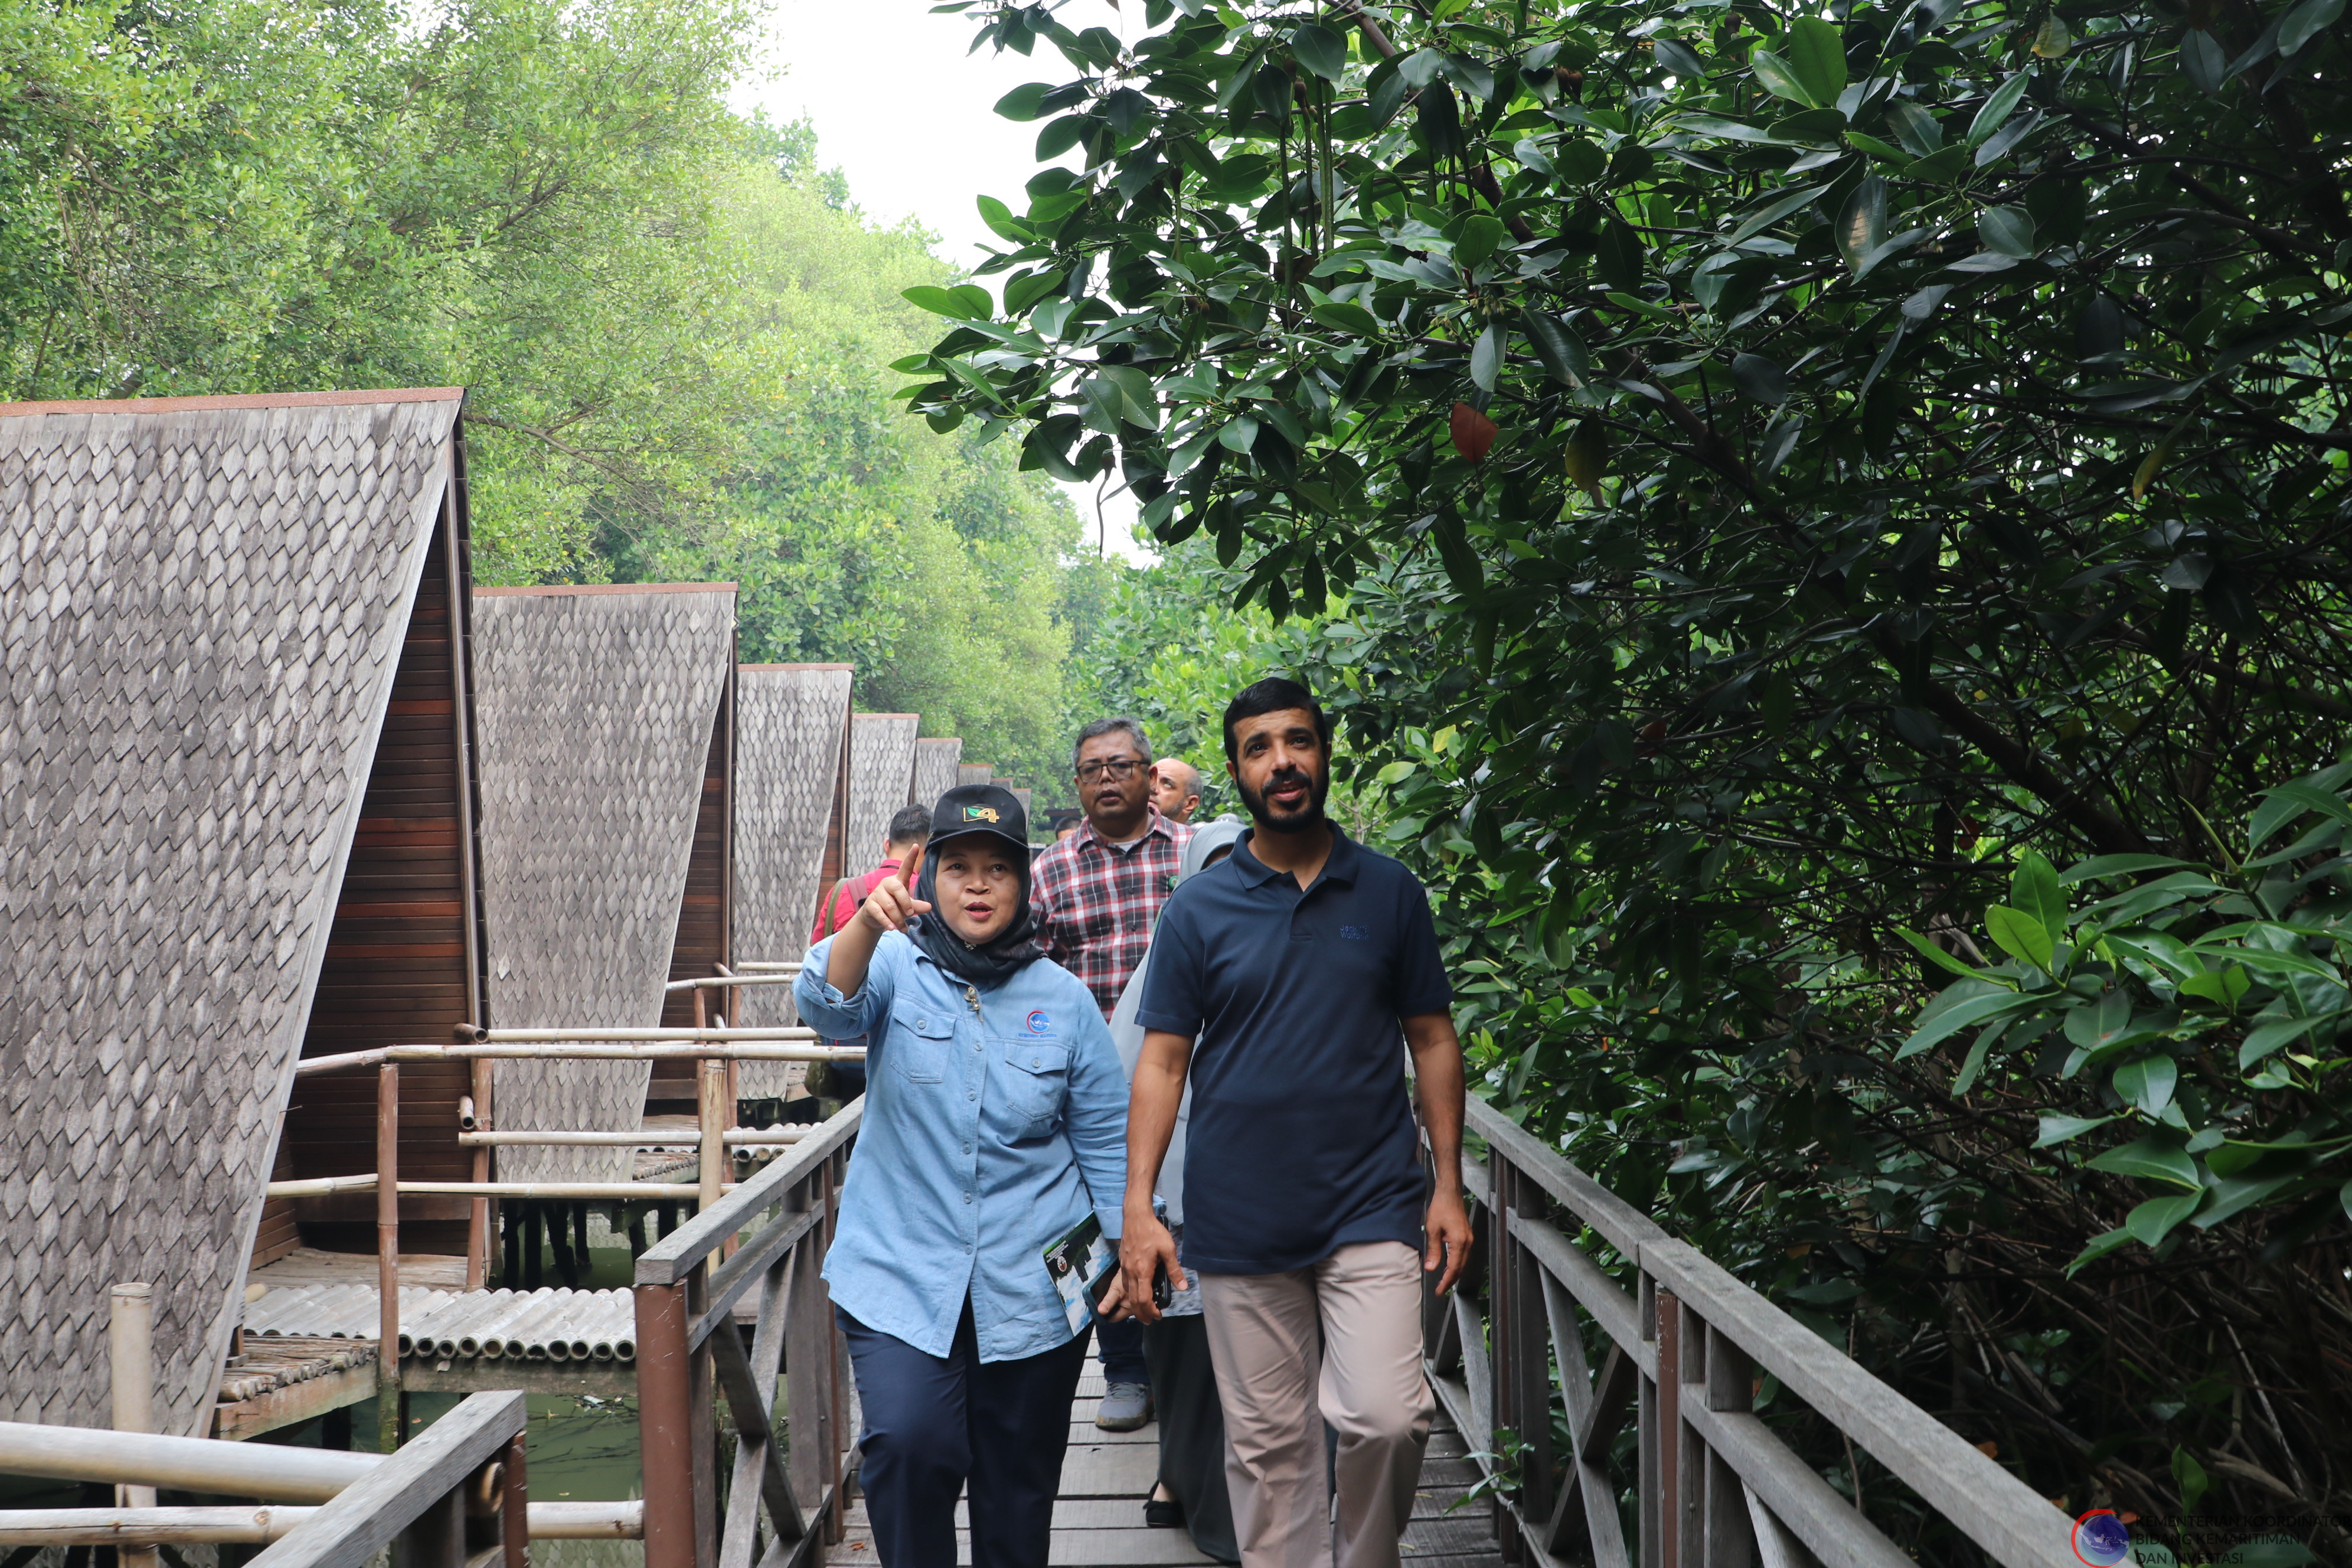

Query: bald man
1149;758;1203;824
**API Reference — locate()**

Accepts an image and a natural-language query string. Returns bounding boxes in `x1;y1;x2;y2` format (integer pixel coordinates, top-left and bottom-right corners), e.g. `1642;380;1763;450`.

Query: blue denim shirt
797;930;1128;1361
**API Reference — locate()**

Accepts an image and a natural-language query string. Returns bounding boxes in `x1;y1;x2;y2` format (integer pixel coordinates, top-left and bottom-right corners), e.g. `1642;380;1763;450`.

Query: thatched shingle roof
469;584;736;1182
0;388;465;1430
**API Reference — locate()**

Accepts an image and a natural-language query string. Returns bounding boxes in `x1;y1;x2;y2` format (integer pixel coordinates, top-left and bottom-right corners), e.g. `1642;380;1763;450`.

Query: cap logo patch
962;805;1001;823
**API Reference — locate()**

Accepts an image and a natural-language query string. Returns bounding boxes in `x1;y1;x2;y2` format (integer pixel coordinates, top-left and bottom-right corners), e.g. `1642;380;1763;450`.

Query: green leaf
1469;322;1504;393
1732;353;1789;406
1748;48;1817;107
2065;1227;2134;1275
903;284;989;319
1834;176;1885;272
2251;778;2352;847
993;82;1053;120
2036;1113;2115;1148
2011;850;2066;943
1217;415;1259;452
2059;854;2197;884
2173;1447;2209;1513
1519;308;1588;385
1291;22;1347;80
2062;989;2131;1051
2112;1053;2178;1117
2086;1135;2201;1190
2178;965;2250;1010
1723;184;1825;248
2032;13;2073;57
2241;1012;2339;1068
1002;269;1065;313
1455;213;1508;270
976;194;1033;243
1951;1022;2000;1095
1984;904;2055;972
1309;300;1381;336
1896;925;1994;981
1595;220;1644;290
1783;18;1848;108
1896;987;2040;1057
2281;0;2346;55
1978;205;2037;259
1966;73;2032;150
2125;1191;2201;1246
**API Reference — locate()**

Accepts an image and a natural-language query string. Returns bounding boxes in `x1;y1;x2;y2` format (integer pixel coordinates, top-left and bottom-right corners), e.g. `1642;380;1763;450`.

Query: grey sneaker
1096;1381;1153;1432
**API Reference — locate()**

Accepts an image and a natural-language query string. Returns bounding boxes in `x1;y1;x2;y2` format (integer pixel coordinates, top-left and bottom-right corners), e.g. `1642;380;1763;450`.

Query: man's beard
1237;763;1329;835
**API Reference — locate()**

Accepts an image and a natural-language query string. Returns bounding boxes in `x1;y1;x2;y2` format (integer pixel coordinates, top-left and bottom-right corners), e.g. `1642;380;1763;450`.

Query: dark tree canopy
912;0;2352;1549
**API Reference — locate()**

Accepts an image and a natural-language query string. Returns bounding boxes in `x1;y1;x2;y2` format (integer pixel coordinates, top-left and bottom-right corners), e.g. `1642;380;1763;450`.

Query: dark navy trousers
838;1302;1090;1568
1093;1314;1149;1387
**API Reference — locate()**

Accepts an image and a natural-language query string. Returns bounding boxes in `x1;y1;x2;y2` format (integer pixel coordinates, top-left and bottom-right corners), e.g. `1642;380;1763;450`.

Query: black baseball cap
928;784;1028;853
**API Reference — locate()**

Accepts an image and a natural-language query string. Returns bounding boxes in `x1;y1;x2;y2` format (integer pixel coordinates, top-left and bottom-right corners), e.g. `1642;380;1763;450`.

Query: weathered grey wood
1675;1404;1912;1568
1704;1325;1754;1568
1466;1100;1665;1262
712;1252;803;1568
391;1485;465;1568
1450;1290;1492;1455
1511;1208;1641;1361
1543;1343;1635;1568
1644;1241;2074;1568
1740;1486;1815;1568
641;1103;863;1285
1053;1444;1161;1498
248;1392;525;1568
0;1422;375;1502
693;1203;824;1348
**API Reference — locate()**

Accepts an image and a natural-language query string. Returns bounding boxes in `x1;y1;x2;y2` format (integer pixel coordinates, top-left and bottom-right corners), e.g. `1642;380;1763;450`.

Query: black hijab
905;786;1041;988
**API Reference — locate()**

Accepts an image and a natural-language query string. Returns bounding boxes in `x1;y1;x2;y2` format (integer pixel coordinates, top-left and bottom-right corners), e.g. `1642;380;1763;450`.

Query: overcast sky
743;0;1149;558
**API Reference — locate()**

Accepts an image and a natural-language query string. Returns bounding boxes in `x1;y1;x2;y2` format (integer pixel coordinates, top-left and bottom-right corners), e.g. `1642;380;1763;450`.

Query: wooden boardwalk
828;1356;1505;1568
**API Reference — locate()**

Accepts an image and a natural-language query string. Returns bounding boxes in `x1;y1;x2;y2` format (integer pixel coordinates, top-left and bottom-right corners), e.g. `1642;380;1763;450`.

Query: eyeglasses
1076;759;1144;782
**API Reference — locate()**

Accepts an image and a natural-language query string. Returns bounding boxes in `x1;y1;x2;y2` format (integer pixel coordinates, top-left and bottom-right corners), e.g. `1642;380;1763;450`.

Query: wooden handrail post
468;1059;494;1292
1675;1297;1705;1568
500;1432;528;1568
108;1283;159;1568
378;1063;402;1453
1645;1275;1668;1568
636;1282;696;1568
1703;1324;1754;1568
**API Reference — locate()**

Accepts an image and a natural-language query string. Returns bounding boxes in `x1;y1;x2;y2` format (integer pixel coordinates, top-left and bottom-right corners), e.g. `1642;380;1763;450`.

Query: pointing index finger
899;844;924;890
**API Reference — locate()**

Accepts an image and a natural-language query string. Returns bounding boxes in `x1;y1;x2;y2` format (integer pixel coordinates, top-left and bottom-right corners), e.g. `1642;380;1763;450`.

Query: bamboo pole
731;962;801;973
456;1129;809;1148
0;1501;645;1546
0;1425;375;1502
456;1025;819;1043
293;1041;860;1077
378;1064;401;1453
698;1059;728;1271
107;1283;159;1568
266;1178;733;1201
661;974;799;991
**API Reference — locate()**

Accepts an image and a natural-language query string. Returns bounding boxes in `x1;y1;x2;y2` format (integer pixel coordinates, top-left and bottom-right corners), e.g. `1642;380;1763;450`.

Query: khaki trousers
1199;1242;1433;1568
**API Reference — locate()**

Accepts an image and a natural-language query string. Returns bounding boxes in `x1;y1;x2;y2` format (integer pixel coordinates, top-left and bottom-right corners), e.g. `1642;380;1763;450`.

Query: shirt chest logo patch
1026;1010;1054;1034
1340;925;1371;941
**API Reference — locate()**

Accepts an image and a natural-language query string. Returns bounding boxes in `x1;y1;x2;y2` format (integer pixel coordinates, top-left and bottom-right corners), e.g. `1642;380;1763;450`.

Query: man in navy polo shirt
1109;677;1472;1568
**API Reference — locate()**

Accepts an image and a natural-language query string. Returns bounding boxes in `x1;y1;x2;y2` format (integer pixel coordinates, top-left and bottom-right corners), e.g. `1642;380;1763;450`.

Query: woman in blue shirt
797;783;1127;1568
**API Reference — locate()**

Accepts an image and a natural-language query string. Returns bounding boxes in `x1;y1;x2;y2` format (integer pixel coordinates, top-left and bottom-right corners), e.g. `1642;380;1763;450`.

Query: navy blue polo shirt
1135;826;1452;1275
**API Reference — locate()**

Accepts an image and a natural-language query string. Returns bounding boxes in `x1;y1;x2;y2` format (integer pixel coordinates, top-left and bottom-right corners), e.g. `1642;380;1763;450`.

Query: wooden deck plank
827;1370;1501;1568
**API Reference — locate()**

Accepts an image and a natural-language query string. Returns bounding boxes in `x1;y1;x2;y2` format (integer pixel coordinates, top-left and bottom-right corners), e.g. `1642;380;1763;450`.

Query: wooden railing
1442;1097;2078;1568
0;1393;531;1568
635;1097;864;1568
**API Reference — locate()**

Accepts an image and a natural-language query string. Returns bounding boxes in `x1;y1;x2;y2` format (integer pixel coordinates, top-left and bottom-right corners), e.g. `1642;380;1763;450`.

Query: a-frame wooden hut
468;584;736;1178
958;762;994;789
0;388;479;1431
845;713;919;874
731;665;852;1092
910;737;964;811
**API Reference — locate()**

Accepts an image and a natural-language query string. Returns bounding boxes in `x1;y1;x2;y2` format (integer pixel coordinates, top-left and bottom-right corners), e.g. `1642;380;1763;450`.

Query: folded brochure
1042;1213;1114;1334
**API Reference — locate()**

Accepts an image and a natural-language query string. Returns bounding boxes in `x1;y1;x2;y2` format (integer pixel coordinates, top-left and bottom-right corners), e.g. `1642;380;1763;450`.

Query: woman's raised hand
856;845;932;935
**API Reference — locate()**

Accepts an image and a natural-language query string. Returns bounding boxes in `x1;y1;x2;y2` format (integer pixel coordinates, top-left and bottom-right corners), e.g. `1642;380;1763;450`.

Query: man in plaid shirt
1030;715;1193;1431
1032;717;1197;1016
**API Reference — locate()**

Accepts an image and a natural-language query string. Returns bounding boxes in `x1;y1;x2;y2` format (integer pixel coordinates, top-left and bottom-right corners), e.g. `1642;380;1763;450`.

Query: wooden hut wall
910;737;964;811
958;762;994;788
650;664;736;1106
730;667;853;1079
845;713;919;873
0;388;462;1432
469;584;737;1184
281;494;485;1261
1010;787;1035;836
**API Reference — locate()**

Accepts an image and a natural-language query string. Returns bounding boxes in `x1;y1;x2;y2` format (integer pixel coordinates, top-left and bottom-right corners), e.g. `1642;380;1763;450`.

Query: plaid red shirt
1030;808;1195;1018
